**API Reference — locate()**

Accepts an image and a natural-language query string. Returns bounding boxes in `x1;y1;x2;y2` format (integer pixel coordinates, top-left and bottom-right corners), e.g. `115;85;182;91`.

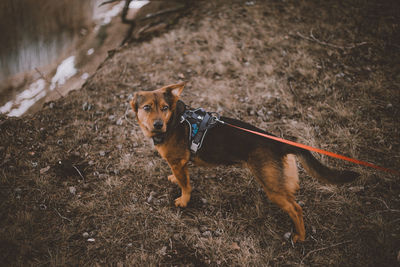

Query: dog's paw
174;196;189;207
168;174;178;184
292;234;305;243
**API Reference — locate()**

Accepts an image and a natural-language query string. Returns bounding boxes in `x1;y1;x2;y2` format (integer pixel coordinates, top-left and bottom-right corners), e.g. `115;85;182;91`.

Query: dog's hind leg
248;153;305;242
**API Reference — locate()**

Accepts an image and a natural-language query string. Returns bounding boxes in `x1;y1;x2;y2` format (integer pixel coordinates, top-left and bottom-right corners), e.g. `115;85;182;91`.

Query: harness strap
181;107;218;154
216;118;399;175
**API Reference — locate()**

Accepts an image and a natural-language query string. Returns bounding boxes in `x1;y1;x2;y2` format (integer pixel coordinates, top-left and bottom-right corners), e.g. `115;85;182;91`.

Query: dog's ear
162;82;186;98
130;92;140;113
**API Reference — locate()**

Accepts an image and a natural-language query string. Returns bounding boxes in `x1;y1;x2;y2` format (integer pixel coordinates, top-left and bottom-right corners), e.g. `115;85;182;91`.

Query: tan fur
283;154;299;195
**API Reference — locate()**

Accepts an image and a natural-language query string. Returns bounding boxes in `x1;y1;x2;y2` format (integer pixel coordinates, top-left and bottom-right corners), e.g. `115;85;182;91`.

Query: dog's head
130;82;186;138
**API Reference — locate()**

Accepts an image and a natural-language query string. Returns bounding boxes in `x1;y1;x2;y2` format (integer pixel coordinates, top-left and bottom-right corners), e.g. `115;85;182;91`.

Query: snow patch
0;101;13;114
50;56;77;91
87;48;94;55
4;79;47;117
17;79;46;101
81;73;90;80
129;0;149;9
94;1;125;25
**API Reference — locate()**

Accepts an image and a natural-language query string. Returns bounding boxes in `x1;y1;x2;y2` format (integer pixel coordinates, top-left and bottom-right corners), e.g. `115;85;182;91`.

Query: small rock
69;186;76;195
127;243;133;247
49;102;55;109
201;198;208;205
386;103;393;109
88;160;95;166
147;191;156;203
283;232;292;240
116;118;123;126
82;232;89;238
108;115;115;121
99;151;106;156
202;231;212;238
214;228;223;237
116;144;123;150
87;238;95;242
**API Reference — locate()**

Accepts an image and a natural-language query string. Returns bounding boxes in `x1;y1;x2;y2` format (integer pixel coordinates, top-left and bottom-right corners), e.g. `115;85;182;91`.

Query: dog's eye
161;105;169;112
143;105;151;111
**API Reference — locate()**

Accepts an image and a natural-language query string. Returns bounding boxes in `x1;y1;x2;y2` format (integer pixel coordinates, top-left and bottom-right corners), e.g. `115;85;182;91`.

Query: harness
180;107;220;154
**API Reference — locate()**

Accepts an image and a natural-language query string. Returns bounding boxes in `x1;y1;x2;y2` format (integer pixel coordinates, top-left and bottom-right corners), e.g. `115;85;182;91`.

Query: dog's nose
153;120;163;130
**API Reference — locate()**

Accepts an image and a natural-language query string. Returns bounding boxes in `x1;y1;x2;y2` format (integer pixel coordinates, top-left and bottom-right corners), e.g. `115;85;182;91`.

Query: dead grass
1;0;400;266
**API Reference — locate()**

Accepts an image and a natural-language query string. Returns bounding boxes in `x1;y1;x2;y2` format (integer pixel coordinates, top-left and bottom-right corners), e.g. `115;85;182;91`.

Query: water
0;0;95;81
0;0;149;117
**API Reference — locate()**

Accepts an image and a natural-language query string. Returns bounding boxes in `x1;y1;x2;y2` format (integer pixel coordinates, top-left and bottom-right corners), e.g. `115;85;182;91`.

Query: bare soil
1;0;399;265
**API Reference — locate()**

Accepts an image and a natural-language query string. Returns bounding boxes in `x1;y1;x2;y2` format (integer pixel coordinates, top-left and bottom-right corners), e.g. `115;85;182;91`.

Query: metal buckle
190;142;199;153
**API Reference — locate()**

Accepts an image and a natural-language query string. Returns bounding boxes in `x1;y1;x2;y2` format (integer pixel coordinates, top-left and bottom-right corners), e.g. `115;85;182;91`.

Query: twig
288;80;297;97
35;67;63;98
53;208;72;222
72;165;85;183
99;0;121;7
296;30;368;50
365;197;400;212
300;240;352;265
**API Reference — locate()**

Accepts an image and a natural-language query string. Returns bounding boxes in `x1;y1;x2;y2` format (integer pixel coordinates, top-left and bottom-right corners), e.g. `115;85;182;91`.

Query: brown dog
130;82;359;242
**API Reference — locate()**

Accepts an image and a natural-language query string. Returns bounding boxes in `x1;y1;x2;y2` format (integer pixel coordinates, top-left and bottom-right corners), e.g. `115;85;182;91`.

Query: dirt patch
1;0;399;265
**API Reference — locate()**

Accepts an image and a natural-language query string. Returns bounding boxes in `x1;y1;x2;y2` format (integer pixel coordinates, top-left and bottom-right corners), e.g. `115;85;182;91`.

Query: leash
214;118;399;175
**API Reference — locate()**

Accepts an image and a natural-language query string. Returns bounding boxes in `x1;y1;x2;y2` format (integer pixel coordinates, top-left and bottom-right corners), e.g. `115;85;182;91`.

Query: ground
1;0;399;265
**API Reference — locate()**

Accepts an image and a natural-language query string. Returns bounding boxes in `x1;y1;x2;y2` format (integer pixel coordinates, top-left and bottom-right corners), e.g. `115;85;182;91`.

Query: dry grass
1;0;400;265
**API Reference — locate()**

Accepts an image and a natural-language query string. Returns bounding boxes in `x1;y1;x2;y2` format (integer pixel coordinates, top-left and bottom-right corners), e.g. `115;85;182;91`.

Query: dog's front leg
168;160;191;207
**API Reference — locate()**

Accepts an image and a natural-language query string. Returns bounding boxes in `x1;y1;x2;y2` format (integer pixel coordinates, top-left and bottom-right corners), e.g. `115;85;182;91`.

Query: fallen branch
296;30;368;50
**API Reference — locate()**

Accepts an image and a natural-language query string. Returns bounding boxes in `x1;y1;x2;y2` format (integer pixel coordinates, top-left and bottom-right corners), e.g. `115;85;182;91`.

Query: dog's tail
293;149;359;184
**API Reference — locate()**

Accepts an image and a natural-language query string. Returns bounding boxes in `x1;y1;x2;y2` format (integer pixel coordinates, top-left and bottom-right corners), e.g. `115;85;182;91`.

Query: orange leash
221;121;398;175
